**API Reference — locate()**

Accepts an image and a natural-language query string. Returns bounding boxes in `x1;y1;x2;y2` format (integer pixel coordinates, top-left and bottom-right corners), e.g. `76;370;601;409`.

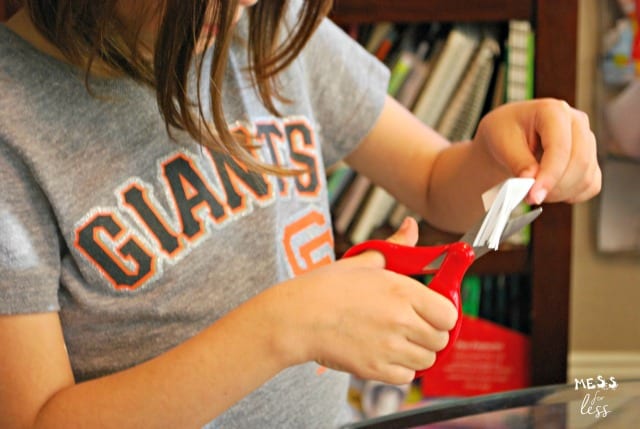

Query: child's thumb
340;217;420;269
386;217;419;246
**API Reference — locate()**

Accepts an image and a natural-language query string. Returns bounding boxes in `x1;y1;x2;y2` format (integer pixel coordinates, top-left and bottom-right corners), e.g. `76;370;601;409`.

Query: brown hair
21;0;333;173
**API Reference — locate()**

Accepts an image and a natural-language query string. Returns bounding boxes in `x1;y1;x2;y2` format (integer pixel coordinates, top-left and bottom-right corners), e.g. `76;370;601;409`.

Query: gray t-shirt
0;4;389;428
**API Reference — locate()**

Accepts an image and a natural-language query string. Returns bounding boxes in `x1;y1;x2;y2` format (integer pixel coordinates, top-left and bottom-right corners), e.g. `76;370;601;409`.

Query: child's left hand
347;95;601;232
473;98;601;205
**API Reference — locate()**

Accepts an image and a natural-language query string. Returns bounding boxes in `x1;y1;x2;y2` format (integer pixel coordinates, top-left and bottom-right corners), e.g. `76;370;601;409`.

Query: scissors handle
342;240;475;378
342;240;452;275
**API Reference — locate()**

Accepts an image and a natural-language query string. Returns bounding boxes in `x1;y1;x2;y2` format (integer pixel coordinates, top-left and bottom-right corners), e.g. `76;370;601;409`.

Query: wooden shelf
331;0;532;24
0;0;17;21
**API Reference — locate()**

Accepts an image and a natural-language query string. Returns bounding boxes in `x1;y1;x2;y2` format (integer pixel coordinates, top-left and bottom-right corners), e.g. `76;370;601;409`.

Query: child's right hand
266;217;458;385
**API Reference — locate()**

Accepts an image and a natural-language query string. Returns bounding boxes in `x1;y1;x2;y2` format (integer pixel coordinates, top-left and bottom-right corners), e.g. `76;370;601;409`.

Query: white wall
569;0;640;378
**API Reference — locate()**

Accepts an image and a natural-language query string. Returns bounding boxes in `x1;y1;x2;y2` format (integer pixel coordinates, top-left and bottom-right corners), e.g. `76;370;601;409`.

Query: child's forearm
346;96;508;233
32;289;294;429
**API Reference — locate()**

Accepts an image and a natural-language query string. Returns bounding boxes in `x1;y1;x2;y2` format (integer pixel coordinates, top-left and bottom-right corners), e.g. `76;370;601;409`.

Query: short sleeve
0;141;62;314
297;15;391;166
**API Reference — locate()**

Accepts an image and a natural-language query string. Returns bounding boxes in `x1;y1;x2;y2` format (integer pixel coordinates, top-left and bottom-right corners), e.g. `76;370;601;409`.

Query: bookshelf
0;0;15;21
331;0;578;387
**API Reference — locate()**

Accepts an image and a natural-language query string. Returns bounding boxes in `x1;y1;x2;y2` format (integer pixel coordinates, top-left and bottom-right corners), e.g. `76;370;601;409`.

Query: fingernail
531;188;547;205
400;216;412;231
519;165;537;178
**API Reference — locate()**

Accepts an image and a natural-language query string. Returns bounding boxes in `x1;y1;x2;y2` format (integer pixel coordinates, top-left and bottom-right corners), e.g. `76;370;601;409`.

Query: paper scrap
474;178;535;249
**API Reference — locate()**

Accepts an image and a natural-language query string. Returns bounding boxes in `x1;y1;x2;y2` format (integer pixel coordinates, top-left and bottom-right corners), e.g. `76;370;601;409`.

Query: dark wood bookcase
331;0;578;387
0;0;16;21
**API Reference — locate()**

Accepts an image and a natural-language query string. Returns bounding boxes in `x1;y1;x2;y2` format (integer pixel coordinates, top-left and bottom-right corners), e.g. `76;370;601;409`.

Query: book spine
333;175;372;235
327;163;356;208
349;187;396;244
412;24;481;127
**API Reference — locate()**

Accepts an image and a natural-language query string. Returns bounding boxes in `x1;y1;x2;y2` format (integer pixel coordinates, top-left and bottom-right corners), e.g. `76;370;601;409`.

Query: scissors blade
499;207;542;243
458;214;489;247
471;207;543;259
424;206;542;270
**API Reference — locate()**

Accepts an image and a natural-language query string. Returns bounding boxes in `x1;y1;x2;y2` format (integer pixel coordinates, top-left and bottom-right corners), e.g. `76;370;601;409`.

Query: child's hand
473;98;601;205
269;217;457;385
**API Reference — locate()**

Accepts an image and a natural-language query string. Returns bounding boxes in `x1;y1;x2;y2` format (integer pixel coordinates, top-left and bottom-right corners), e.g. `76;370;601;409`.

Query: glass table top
342;379;640;429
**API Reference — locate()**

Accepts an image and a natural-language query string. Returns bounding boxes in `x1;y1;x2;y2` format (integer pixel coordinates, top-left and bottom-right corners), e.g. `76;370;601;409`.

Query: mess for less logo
574;376;618;419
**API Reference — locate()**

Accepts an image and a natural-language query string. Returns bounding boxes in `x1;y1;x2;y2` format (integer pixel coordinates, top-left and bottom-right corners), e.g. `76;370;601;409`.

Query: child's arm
0;303;291;428
0;219;456;429
345;95;601;232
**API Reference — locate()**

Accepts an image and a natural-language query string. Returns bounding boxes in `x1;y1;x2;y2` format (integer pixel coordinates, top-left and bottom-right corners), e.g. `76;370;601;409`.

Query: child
0;1;600;428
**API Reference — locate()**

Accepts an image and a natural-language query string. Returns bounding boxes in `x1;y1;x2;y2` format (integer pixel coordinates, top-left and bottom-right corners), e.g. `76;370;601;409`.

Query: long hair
22;0;333;173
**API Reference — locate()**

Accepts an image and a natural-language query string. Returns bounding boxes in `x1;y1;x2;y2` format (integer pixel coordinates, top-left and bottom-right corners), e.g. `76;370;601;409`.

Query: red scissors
342;206;542;378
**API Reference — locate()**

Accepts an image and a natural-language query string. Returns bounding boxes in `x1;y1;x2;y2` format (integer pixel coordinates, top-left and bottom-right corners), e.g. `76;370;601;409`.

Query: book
327;162;357;208
412;24;482;128
364;22;394;53
493;274;509;327
333;174;373;236
387;39;429;97
436;30;501;142
420;313;531;397
387;204;421;230
373;29;399;62
349;186;397;244
386;26;428;97
363;22;400;63
489;59;507;109
461;273;531;332
394;49;432;110
478;275;495;322
460;274;482;317
395;24;446;110
506;20;535;103
386;24;433;99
